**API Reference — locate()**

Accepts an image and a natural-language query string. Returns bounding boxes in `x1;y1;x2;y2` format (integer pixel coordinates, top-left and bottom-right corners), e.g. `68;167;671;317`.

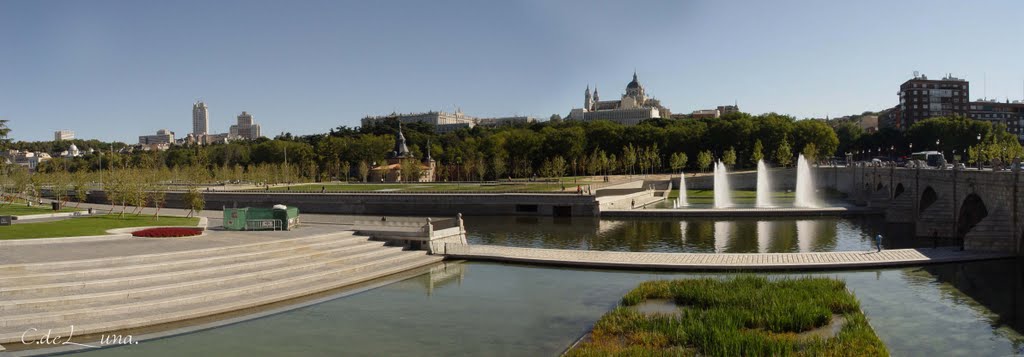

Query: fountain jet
713;161;732;208
794;154;820;208
756;159;772;208
677;171;688;208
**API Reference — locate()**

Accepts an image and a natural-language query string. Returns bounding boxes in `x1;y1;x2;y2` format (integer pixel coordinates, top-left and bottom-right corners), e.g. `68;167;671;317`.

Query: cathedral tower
584;85;593;111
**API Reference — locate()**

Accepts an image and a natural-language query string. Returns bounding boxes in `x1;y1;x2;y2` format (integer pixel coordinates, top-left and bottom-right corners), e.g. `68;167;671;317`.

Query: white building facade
567;72;672;126
54;130;74;141
230;111;262;140
139;129;175;145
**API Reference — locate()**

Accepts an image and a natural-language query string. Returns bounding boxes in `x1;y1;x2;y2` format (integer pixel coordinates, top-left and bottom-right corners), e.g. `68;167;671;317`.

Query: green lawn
0;214;200;240
0;199;81;216
256;182;575;193
567;276;887;356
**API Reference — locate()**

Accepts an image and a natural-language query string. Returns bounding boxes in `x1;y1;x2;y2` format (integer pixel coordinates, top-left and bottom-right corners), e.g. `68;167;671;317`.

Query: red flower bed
132;227;203;238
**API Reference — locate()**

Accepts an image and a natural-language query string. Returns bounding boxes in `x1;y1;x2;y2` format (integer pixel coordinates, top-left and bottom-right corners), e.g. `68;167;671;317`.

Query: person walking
874;234;883;252
932;230;939;249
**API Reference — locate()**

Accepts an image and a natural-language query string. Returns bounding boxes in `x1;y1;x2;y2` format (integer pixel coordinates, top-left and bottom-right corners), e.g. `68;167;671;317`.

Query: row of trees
0;165;207;218
12;115;1023;186
833;116;1023;164
27;113;841;181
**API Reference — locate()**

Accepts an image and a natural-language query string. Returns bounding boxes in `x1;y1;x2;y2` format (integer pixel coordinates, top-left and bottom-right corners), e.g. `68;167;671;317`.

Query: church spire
424;138;433;162
393;121;410;157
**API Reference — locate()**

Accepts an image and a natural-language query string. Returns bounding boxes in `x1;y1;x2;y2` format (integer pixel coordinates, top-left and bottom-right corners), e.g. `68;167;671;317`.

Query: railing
245;219;282;231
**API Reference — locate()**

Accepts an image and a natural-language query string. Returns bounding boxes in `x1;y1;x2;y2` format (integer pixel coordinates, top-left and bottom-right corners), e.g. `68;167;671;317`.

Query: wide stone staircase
0;231;443;344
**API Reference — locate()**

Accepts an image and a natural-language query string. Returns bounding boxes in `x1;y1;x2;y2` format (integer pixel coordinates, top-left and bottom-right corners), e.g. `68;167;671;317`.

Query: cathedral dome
626;72;641;89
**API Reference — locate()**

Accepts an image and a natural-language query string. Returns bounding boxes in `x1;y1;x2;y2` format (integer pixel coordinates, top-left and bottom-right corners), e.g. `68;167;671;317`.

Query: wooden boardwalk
443;244;1013;271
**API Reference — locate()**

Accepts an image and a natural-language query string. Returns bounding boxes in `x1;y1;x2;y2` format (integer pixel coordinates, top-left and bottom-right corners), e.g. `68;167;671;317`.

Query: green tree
697;150;713;173
622;144;637;175
475;157;487;181
71;171;89;208
669;152;688;172
340;161;351;182
399;159;422;182
801;142;818;163
491;155;507;180
775;138;793;167
722;147;737;168
0;119;11;149
793;119;839;160
357;160;369;182
750;139;764;165
541;156;567;178
183;186;205;218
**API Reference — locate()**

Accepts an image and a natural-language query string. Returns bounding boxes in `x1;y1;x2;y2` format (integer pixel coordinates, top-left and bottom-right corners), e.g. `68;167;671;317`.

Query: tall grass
567;276;887;357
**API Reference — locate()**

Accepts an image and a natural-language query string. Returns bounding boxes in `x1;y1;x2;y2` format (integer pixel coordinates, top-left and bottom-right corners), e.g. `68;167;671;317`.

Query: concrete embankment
85;191;602;217
0;227;442;347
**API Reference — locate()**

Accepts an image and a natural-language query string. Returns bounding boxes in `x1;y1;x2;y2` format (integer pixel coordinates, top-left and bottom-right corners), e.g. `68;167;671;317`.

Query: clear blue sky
2;0;1023;142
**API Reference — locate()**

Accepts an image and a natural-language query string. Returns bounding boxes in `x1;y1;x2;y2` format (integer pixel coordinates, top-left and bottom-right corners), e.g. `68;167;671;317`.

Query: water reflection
757;221;772;252
74;260;1024;357
714;221;730;253
468;216;887;253
395;261;466;296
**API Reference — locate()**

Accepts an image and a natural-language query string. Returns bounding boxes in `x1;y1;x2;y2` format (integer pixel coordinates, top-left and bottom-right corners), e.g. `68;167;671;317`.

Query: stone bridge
820;165;1023;253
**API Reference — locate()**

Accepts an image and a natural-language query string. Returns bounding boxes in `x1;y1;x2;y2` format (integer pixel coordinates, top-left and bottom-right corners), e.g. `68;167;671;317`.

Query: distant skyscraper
229;111;262;140
54;130;74;141
192;101;209;136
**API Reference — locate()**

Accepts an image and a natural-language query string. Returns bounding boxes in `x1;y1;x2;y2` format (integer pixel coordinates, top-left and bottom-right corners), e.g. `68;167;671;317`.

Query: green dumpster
223;208;248;230
272;205;300;230
222;206;300;231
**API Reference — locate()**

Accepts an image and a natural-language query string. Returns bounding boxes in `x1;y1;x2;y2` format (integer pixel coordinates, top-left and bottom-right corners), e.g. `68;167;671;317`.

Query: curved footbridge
443;244;1012;271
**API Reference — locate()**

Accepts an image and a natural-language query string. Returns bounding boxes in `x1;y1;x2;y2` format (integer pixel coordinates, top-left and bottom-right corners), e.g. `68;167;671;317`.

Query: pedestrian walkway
602;206;882;218
443;244;1012;271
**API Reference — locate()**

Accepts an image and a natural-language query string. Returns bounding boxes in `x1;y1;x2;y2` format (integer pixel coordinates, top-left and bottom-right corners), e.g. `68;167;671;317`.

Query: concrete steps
1;243;393;307
0;232;351;275
0;231;444;345
0;238;381;297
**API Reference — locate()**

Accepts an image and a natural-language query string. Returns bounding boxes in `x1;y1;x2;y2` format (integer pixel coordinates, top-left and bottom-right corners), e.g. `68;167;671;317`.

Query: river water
69;216;1023;356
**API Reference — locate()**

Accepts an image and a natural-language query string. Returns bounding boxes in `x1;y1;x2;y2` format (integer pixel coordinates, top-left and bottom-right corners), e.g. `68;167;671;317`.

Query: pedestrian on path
932;230;939;249
875;234;883;252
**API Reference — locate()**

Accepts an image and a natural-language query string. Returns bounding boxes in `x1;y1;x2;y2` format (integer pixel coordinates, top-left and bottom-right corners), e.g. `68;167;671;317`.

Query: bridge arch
957;193;988;238
920;186;937;213
893;183;905;199
876;183;884;191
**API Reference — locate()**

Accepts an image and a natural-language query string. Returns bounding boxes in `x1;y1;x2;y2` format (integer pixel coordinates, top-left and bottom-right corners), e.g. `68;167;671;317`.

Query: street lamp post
977;133;983;170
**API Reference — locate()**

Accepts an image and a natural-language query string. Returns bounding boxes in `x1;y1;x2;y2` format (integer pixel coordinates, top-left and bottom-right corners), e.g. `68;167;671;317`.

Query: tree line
24;113;840;181
11;114;1023;185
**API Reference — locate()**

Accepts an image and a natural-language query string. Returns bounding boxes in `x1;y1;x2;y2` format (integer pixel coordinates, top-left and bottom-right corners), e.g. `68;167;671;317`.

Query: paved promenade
444;244;1013;271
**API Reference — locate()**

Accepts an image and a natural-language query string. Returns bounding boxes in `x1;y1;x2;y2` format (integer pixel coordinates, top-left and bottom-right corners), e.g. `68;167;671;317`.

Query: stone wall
820;165;1023;253
676;168;797;191
86;191;600;217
